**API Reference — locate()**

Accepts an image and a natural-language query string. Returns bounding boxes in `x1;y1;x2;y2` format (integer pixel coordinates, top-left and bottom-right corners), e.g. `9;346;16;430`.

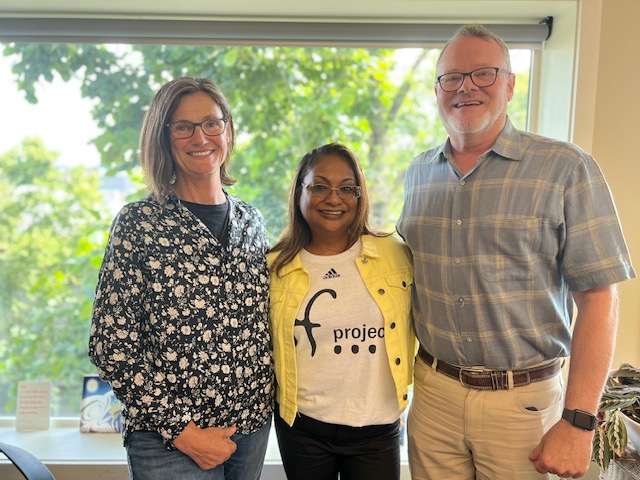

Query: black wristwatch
562;408;597;431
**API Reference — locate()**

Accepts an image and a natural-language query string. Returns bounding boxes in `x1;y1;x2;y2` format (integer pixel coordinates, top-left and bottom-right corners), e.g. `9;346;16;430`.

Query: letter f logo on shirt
294;288;336;357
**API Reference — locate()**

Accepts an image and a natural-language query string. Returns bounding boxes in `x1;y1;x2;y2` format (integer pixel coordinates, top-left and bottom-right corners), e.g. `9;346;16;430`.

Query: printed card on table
80;374;123;433
15;380;51;431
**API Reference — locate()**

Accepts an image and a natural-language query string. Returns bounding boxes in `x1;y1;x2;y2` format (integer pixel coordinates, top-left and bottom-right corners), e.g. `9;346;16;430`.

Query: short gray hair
437;24;512;72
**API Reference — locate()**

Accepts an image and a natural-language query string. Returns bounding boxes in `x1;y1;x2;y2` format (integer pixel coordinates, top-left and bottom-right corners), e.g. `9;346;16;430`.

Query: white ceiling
0;0;575;23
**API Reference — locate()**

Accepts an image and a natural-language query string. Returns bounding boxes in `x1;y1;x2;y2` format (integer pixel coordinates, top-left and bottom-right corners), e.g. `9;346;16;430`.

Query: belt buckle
458;368;474;389
458;367;491;390
458;368;511;390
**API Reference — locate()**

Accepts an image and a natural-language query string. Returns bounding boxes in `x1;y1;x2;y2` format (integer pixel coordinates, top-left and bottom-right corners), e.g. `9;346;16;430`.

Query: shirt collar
438;116;524;164
490;116;524;162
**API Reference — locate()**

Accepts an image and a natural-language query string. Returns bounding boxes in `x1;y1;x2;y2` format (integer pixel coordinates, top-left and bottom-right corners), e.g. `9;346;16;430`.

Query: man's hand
173;421;238;470
529;419;593;478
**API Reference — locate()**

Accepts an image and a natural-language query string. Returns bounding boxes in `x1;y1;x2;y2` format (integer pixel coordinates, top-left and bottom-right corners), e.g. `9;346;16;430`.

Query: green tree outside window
0;43;531;415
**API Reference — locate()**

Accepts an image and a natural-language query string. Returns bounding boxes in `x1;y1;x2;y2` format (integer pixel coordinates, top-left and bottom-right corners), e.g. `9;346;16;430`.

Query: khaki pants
408;354;564;480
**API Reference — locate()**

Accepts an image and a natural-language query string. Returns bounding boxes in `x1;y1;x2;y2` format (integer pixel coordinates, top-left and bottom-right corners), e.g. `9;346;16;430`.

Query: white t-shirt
295;239;400;426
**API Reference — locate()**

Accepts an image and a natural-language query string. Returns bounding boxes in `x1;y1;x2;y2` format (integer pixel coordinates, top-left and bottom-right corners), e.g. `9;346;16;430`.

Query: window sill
0;418;126;465
0;418;410;479
0;418;290;479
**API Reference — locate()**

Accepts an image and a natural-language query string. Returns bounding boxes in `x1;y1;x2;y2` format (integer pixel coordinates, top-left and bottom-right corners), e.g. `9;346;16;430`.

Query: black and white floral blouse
89;192;273;447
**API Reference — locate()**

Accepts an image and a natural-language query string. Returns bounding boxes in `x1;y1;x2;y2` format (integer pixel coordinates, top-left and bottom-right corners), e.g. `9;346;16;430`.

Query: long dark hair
270;143;386;275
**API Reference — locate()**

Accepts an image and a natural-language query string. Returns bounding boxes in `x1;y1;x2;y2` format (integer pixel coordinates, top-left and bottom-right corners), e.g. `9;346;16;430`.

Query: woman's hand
173;421;238;470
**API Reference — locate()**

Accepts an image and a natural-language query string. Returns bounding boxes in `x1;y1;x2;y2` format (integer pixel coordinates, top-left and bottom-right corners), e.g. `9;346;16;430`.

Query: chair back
0;441;55;480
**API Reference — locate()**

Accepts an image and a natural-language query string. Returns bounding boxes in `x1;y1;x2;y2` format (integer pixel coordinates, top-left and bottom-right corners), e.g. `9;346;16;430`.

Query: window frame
0;5;585;477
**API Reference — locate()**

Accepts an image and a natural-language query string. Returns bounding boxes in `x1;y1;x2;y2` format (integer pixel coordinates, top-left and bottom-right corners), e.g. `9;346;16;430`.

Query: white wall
536;0;639;368
571;0;640;368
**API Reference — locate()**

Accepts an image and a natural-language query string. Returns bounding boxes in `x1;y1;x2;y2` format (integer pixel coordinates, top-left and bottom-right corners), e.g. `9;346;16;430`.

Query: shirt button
455;257;461;264
362;257;368;264
459;180;466;186
458;298;465;307
390;322;396;329
402;281;407;287
403;393;408;401
456;219;462;226
378;288;385;295
466;337;472;343
395;358;401;365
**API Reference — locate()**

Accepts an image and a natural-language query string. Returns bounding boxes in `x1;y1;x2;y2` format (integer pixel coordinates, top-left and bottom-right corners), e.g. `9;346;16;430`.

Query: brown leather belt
418;347;562;391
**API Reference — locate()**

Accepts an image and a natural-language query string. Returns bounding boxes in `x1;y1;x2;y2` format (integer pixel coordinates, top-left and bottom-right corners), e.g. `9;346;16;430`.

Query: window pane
0;44;532;416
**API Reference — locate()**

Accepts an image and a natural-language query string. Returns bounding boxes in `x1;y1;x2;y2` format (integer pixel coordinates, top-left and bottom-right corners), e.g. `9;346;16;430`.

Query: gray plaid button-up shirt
397;118;635;370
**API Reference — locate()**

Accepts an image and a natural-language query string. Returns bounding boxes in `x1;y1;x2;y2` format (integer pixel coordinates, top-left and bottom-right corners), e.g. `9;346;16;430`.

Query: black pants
274;407;401;480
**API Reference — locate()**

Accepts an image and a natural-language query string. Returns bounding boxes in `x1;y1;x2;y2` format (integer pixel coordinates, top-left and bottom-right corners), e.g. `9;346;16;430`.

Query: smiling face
435;36;514;143
169;91;228;183
299;154;359;247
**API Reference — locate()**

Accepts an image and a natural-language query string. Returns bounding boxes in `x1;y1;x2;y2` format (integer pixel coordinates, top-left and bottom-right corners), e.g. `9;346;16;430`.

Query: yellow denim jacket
268;234;415;426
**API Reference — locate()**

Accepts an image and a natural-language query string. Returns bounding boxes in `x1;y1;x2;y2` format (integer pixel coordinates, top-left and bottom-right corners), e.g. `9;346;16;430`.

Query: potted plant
592;363;640;471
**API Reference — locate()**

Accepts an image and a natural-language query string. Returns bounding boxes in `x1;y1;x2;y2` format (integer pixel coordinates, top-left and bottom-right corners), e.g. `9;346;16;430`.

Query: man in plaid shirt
398;24;635;480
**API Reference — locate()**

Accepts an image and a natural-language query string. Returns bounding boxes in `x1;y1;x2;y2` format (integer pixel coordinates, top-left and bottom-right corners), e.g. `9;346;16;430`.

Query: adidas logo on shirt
323;268;340;280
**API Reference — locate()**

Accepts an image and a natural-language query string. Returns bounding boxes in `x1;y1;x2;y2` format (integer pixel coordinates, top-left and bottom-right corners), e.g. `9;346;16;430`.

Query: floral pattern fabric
89;192;273;447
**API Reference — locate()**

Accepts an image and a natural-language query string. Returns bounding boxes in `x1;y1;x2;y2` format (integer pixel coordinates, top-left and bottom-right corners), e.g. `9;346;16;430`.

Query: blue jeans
126;420;272;480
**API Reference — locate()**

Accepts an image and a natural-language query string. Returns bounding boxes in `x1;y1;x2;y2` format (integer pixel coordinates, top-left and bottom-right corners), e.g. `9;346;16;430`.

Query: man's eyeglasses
166;118;228;139
436;67;511;92
302;183;362;200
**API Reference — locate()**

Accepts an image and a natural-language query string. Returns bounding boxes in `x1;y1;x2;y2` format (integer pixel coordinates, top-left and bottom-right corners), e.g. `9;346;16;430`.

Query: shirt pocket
382;271;413;316
474;215;559;283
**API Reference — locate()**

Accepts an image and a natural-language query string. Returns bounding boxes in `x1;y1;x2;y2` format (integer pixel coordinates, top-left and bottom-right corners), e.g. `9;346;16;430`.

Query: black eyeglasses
302;183;362;200
436;67;510;92
166;118;228;139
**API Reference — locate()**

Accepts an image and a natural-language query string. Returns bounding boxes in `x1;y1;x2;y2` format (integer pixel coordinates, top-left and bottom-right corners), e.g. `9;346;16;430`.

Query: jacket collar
276;234;380;276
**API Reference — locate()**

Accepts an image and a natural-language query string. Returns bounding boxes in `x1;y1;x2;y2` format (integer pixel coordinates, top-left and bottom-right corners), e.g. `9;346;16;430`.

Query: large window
0;42;532;416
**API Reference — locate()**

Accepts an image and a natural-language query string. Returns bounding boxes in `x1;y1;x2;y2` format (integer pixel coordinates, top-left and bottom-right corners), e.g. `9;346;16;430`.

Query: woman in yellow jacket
268;143;415;480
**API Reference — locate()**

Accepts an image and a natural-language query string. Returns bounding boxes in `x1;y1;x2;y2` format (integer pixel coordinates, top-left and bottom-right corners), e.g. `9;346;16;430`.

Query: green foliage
0;138;111;415
3;43;449;236
1;42;532;415
509;68;530;130
592;364;640;471
2;42;531;235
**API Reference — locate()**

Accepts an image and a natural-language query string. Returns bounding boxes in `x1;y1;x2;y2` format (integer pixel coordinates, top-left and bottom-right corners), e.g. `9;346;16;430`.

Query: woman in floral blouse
89;77;273;480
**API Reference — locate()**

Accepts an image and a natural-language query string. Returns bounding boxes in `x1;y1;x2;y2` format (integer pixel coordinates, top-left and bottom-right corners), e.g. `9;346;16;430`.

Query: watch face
574;410;597;430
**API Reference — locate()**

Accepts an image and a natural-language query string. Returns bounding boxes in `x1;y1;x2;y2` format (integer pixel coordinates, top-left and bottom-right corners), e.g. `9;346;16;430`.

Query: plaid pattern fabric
397;118;635;370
